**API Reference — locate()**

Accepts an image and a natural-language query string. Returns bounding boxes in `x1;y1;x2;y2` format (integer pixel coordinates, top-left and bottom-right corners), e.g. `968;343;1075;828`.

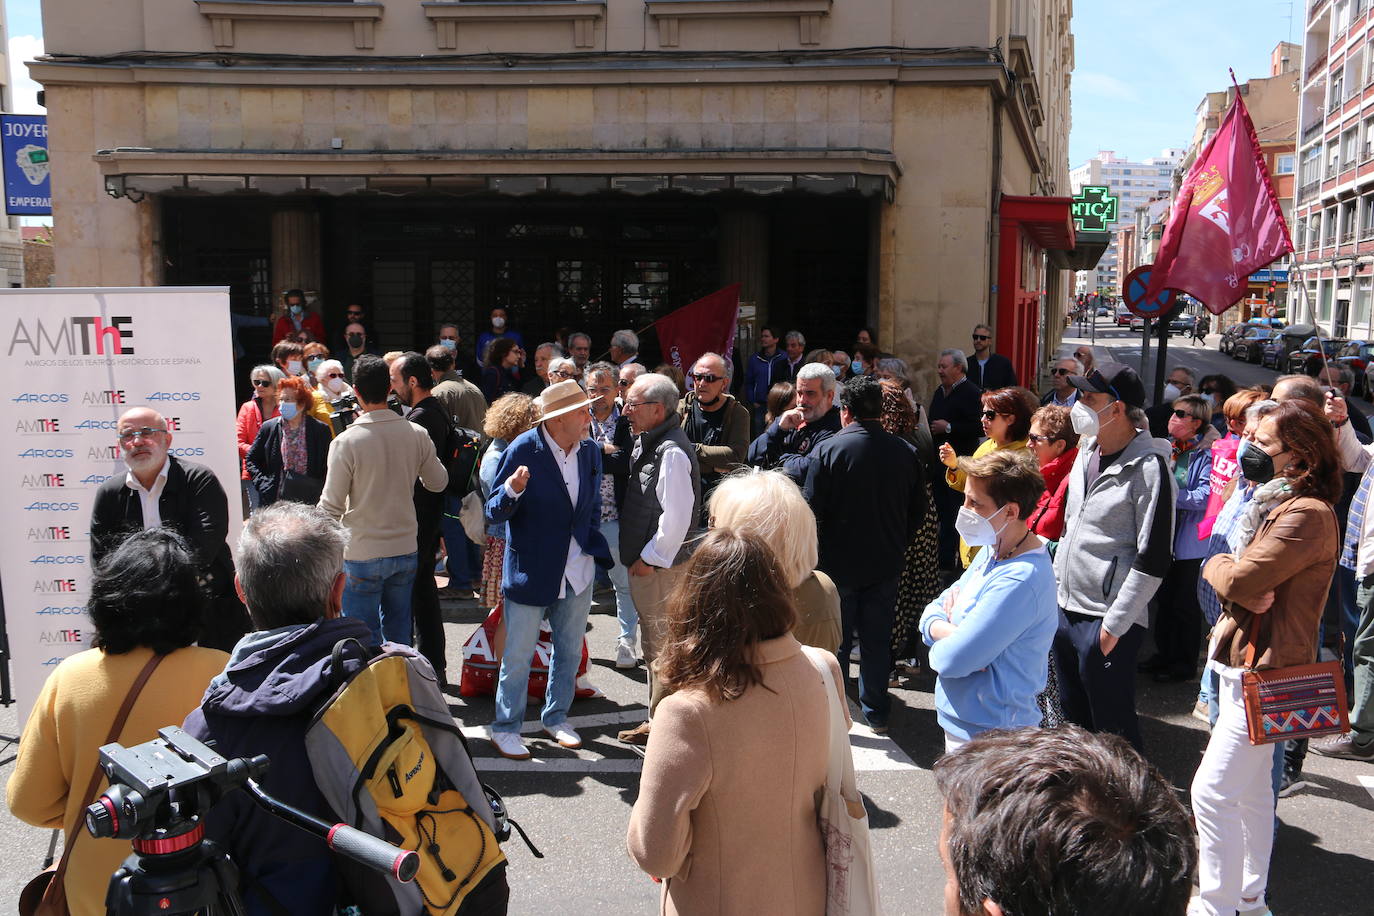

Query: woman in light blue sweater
920;450;1059;752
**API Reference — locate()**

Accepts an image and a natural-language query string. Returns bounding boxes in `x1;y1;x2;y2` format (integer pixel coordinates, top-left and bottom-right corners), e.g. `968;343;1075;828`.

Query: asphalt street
0;332;1372;914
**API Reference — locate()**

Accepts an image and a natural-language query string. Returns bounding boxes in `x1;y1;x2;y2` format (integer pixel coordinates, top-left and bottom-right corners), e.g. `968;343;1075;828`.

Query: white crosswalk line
1358;775;1374;803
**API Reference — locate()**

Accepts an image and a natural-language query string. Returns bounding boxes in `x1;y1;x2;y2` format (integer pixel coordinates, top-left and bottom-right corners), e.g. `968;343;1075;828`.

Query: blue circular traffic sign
1122;265;1177;319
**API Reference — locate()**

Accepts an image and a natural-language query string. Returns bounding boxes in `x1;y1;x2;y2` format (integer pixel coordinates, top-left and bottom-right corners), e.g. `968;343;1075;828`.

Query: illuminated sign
1072;186;1119;232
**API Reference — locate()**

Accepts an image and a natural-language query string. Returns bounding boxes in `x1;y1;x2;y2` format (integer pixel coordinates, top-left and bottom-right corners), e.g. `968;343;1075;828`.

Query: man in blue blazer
485;379;612;760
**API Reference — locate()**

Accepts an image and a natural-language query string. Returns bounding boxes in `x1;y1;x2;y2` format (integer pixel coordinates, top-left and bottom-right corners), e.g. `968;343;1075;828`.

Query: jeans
493;582;593;734
1352;573;1374;744
441;494;482;585
835;577;899;725
1053;611;1147;753
1192;665;1277;916
343;552;418;645
601;520;638;644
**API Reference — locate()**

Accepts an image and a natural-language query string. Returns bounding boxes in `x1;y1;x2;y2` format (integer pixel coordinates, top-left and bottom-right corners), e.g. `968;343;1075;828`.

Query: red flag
1145;93;1293;315
652;283;741;374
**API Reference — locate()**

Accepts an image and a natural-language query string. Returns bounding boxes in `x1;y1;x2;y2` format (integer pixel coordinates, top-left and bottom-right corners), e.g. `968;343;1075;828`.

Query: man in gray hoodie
1053;363;1176;753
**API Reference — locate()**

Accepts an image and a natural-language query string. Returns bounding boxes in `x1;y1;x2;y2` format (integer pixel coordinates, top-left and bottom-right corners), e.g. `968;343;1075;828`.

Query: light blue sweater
920;543;1059;740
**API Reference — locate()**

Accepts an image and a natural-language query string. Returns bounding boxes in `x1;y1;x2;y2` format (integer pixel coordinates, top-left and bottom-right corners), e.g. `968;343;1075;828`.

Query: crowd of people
6;300;1372;916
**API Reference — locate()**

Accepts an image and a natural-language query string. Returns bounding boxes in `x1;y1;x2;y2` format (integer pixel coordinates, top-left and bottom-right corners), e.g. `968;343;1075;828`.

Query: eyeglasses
251;378;273;387
623;400;654;411
1172;409;1196;420
691;373;723;384
325;373;345;380
117;427;167;443
1027;434;1060;445
972;334;991;341
1050;367;1073;376
980;409;1003;420
346;311;364;318
617;379;631;388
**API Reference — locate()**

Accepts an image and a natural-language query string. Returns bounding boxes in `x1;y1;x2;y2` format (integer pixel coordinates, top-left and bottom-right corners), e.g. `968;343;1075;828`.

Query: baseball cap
1068;362;1146;410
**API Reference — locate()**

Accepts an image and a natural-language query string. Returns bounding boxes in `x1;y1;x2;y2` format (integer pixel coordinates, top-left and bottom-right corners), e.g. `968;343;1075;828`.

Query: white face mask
326;376;346;394
286;359;303;376
491;316;506;330
1162;383;1181;404
955;505;1009;547
1070;399;1114;437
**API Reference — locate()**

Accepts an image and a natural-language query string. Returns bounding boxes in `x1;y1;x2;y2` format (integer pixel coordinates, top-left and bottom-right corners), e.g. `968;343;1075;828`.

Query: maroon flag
1145;92;1293;314
652;283;741;373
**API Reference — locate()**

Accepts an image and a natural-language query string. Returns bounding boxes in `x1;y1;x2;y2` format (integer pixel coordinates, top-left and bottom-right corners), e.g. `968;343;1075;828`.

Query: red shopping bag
458;602;598;699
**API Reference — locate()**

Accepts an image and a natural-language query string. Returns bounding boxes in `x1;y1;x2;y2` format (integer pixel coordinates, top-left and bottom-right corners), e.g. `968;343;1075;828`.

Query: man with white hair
679;352;751;513
1041;356;1083;407
616;372;703;745
930;348;983;570
783;330;807;380
610;329;640;368
746;362;842;484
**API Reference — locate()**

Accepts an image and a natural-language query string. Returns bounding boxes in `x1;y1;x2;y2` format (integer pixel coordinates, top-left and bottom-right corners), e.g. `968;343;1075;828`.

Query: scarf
1233;478;1291;553
1170;433;1201;488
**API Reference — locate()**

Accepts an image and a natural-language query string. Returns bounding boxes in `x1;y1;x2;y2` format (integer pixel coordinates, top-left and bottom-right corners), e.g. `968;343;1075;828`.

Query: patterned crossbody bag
1240;612;1350;746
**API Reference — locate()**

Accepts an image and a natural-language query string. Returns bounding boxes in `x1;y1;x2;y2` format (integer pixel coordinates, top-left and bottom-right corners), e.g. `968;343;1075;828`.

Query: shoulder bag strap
51;652;165;887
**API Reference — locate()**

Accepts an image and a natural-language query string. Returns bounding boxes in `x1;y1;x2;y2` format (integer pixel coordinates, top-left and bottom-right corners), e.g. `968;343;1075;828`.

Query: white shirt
504;426;595;599
639;445;696;569
125;456;171;529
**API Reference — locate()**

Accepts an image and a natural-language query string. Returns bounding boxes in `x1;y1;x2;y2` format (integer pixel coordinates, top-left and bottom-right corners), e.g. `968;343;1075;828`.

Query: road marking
1358;775;1374;803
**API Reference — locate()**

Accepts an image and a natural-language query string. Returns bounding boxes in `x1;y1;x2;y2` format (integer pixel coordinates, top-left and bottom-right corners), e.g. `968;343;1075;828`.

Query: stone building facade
34;0;1075;392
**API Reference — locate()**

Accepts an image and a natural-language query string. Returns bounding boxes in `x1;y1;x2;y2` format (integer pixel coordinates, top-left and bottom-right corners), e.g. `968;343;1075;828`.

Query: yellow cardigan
8;645;228;916
944;437;1030;567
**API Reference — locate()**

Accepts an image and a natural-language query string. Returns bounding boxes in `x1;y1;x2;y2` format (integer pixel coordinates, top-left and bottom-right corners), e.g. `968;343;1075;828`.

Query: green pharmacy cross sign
1071;186;1119;232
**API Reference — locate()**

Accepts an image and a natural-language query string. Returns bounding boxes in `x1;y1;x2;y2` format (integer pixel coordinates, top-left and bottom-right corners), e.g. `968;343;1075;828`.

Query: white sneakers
543;724;582;749
489;730;530;760
489;724;583;760
616;638;639;669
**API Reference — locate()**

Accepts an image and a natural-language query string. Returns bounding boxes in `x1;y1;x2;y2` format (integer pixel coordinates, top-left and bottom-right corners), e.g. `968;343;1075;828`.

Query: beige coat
627;634;846;916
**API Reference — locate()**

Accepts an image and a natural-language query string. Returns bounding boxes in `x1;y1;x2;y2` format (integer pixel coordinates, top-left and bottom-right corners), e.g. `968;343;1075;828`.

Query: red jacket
236;398;278;479
1027;447;1078;541
271;312;327;345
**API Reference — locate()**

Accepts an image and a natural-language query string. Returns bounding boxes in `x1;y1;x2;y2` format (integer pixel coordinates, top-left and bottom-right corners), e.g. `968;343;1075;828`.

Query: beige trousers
629;563;683;715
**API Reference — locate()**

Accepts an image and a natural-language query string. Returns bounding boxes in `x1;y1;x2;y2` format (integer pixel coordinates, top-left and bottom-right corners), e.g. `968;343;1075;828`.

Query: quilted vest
619;413;702;568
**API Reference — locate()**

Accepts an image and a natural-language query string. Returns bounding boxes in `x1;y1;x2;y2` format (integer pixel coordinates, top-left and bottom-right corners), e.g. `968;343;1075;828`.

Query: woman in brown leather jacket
1191;400;1340;916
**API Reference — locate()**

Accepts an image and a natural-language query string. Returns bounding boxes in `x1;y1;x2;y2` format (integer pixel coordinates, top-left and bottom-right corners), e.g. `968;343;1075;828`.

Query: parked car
1232;326;1278;363
1285;336;1347;376
1219;323;1249;355
1260;323;1317;369
1096;305;1111;317
1116;309;1134;326
1169;313;1198;334
1128;315;1160;332
1335;340;1374;397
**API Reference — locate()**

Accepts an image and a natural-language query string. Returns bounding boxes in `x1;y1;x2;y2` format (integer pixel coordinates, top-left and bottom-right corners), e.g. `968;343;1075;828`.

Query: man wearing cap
1053;362;1176;753
484;379;614;760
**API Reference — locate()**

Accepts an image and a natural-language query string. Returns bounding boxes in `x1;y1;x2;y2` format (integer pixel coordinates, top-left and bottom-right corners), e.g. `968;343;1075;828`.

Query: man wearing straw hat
484;378;614;760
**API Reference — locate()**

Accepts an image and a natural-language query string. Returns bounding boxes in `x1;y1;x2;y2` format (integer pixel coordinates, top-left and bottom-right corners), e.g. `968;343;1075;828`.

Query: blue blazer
485;425;612;606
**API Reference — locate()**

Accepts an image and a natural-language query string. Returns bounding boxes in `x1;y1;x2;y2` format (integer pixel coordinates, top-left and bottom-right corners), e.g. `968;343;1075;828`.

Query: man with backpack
319;354;447;646
394;350;454;682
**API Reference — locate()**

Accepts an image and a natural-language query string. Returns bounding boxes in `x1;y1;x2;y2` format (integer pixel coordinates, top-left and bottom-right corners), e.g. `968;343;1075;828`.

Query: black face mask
347;333;364;348
1239;447;1277;484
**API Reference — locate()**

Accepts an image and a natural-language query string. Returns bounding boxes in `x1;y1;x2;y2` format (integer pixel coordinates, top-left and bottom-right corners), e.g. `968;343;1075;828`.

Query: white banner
0;287;242;724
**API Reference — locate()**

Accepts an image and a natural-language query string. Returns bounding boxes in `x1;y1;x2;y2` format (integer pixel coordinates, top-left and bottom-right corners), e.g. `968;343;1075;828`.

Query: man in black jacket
966;324;1018;390
393;352;451;681
91;407;249;651
929;349;983;569
747;362;842;483
805;376;925;733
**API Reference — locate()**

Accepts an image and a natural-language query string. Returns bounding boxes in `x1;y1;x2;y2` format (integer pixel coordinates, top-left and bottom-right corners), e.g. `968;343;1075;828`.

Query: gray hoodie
1054;429;1177;635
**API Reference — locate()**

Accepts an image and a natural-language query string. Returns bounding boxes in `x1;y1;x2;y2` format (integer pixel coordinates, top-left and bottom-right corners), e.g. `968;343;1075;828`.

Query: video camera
87;726;418;916
328;393;361;436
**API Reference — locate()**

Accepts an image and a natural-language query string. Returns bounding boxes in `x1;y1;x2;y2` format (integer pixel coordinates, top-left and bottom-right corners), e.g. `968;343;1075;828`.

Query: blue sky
1070;2;1300;166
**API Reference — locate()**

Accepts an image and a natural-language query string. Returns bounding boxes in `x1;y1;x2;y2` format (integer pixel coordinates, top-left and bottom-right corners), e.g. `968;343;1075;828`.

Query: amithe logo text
8;315;134;356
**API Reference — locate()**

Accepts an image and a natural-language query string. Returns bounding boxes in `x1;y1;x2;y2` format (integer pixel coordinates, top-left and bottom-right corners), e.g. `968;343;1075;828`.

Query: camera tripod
86;726;418;916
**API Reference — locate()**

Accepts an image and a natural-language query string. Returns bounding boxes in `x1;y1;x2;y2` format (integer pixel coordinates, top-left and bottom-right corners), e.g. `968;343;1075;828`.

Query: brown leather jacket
1203;495;1338;670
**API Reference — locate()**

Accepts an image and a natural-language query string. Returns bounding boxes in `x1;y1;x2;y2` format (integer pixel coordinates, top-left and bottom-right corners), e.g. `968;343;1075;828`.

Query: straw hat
536;378;599;422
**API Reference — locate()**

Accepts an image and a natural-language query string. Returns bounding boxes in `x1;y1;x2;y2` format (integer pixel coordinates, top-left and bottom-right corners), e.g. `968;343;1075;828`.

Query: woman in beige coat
627;528;846;915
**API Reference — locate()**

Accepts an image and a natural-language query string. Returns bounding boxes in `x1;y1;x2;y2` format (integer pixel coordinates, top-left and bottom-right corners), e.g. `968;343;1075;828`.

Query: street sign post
1121;264;1180;402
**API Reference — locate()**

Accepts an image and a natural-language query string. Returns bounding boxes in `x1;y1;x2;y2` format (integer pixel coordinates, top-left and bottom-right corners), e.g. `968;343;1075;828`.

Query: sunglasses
980;409;1004;420
325;373;345;380
1172;409;1197;420
691;373;723;384
1027;434;1060;445
617;379;630;387
252;379;273;387
1201;387;1217;395
972;335;991;341
1051;367;1073;376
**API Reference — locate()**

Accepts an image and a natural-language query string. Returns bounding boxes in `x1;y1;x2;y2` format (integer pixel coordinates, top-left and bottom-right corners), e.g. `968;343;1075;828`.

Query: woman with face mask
244;376;332;509
918;450;1058;752
1192;400;1341;916
236;365;284;512
270;289;326;345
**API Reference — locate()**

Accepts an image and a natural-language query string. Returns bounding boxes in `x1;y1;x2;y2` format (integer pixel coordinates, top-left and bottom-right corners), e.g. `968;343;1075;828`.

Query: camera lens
85;796;117;838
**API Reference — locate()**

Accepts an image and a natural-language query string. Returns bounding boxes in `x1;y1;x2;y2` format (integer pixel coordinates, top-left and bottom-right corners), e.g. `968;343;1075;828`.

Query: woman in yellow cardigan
8;529;229;916
938;386;1037;567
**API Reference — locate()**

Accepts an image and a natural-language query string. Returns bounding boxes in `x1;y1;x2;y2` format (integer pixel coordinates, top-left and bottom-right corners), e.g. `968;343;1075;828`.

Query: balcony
1303;121;1326;144
1300;179;1323;202
1308;50;1330;81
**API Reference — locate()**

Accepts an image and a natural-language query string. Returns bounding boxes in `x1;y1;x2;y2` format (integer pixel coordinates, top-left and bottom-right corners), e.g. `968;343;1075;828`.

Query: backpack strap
327;637;377;694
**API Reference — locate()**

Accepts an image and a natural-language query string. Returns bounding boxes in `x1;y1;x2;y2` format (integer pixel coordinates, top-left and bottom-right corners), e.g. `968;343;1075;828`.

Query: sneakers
615;638;639;669
848;646;861;662
1277;765;1307;798
618;720;652;746
1312;732;1374;761
489;730;531;760
1237;902;1274;916
543;723;582;750
1191;699;1211;725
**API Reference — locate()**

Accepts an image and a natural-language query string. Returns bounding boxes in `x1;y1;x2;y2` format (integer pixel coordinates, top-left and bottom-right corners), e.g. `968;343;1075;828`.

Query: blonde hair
707;468;817;589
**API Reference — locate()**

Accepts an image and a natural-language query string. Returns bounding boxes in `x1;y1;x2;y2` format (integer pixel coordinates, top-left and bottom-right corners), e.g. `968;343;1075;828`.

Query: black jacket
746;405;842;484
407;395;451;525
804;420;926;588
967;352;1017;390
596;411;636;510
929;378;984;457
245;416;331;506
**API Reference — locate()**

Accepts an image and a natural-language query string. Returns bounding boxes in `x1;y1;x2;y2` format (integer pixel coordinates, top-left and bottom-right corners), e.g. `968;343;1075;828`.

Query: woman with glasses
236;364;284;512
1141;393;1220;685
547;356;583;385
245;376;332;509
938;386;1036;567
1199;373;1239;436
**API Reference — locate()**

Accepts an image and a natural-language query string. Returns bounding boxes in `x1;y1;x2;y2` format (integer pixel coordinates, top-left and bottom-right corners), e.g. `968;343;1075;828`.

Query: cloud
1074;71;1141;103
8;35;44;115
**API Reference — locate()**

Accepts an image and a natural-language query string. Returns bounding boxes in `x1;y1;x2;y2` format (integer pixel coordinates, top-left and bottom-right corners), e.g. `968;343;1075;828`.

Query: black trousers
835;576;900;726
412;508;446;684
932;481;961;570
1154;558;1203;674
1053;610;1147;753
